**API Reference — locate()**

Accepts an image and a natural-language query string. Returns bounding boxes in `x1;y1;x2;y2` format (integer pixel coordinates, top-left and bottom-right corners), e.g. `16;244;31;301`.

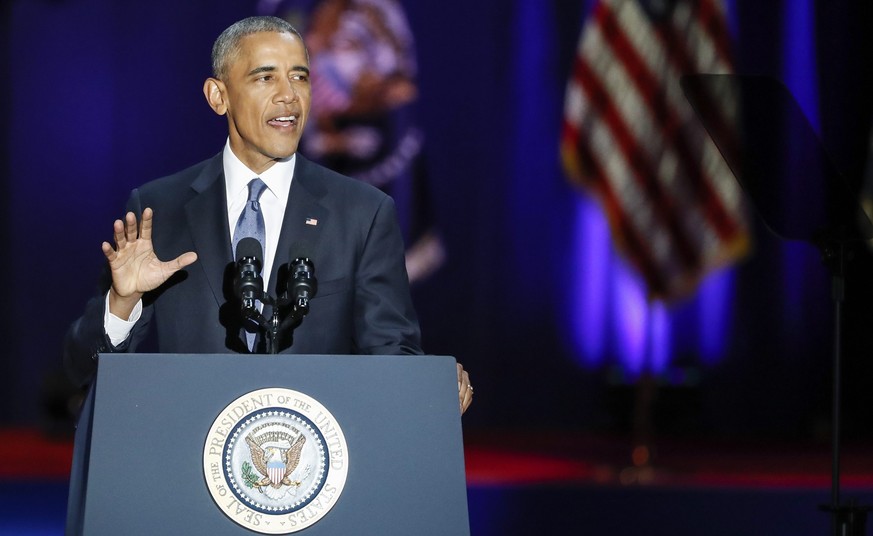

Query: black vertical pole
822;242;870;535
830;242;844;534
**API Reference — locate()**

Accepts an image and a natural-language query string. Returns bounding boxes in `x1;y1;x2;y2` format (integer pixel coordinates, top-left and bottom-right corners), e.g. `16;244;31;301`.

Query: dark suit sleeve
63;285;156;387
63;285;114;388
353;195;423;355
63;190;153;387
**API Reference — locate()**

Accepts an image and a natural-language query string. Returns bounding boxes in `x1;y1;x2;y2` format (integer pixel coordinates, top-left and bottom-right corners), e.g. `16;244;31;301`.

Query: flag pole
627;299;659;484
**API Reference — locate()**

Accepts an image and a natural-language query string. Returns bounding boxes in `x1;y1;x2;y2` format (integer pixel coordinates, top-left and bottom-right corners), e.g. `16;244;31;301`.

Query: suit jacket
64;153;422;387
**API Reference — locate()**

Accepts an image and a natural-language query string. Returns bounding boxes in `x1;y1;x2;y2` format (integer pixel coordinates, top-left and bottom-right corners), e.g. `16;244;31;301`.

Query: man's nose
275;78;299;103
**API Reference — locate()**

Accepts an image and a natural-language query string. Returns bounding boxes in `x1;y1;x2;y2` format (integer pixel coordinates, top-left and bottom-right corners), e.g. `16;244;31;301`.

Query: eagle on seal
245;434;307;489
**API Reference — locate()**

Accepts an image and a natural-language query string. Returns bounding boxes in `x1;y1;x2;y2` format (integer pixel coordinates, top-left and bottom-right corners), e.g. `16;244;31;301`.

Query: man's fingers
101;241;117;261
111;210;155;249
461;390;473;414
158;252;199;280
113;219;126;248
460;387;472;414
456;364;470;389
112;212;138;248
456;363;473;414
172;252;198;270
124;212;138;242
140;207;154;241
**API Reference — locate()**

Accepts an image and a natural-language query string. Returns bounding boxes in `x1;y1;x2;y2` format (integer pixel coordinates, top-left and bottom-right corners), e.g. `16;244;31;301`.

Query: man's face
206;31;311;174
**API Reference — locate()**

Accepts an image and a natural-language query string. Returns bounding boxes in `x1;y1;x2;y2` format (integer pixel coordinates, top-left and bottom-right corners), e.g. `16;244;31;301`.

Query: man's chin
272;149;298;163
269;140;301;161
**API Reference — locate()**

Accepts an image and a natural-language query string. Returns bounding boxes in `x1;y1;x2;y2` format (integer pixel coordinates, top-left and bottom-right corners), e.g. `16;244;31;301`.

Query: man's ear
204;78;228;115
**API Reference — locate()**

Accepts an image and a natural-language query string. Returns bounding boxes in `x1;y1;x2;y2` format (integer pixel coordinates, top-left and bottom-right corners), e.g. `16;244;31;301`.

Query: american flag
561;0;749;300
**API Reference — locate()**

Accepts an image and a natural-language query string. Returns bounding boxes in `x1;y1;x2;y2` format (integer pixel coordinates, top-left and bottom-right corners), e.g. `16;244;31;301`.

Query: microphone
288;257;317;312
234;237;264;312
284;243;318;309
269;246;317;352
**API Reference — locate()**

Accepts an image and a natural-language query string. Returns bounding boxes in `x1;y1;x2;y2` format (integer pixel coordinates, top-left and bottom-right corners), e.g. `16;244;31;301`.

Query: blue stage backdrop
3;0;873;441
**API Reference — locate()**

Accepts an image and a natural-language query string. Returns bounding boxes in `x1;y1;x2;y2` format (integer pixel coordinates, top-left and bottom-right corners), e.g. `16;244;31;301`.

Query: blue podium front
67;354;470;536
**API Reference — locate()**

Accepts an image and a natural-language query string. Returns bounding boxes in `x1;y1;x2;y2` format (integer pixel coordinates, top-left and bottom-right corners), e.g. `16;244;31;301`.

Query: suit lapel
270;155;329;295
185;154;232;306
181;154;329;306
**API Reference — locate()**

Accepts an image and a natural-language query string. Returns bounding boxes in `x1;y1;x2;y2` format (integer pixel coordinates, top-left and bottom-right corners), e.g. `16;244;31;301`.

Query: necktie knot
247;178;267;212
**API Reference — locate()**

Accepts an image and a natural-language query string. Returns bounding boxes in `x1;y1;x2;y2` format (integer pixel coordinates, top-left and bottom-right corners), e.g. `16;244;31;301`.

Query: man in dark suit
64;15;473;412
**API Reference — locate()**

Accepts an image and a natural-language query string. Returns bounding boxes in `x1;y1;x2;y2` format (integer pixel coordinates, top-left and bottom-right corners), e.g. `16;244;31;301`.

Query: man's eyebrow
246;65;310;76
247;65;277;76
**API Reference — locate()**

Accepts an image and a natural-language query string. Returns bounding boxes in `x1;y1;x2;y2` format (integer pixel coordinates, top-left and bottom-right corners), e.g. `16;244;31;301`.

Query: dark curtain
4;0;873;442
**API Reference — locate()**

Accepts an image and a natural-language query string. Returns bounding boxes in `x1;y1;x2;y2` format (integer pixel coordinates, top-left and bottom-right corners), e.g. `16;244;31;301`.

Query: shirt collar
222;140;296;203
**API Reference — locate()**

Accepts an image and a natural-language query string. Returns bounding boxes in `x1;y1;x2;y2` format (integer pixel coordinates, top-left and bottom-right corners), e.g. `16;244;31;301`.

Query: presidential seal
203;388;349;534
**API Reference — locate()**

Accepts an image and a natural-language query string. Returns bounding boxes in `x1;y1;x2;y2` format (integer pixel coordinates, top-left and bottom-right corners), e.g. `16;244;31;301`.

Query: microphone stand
264;294;311;354
818;240;871;535
240;258;316;354
240;304;270;351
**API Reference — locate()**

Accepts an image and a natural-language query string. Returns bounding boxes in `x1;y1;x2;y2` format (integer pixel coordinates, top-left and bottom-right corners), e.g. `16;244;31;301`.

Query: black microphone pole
270;257;318;353
234;237;269;350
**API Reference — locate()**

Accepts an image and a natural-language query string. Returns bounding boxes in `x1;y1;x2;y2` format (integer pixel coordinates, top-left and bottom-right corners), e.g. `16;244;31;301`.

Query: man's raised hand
102;208;197;319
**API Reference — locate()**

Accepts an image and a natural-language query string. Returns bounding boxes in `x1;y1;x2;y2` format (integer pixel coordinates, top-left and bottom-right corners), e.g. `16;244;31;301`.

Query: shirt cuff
103;292;143;347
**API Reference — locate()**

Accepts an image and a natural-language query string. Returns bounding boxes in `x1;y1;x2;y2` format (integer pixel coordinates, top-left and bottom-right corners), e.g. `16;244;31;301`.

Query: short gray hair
211;16;306;79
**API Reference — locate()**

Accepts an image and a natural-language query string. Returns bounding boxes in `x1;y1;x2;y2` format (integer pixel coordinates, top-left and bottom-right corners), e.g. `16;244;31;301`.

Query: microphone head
290;257;317;300
236;237;263;263
234;237;264;308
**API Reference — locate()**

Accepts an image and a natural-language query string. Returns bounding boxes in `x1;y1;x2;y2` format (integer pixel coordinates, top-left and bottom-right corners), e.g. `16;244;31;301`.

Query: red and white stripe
268;464;285;486
562;0;747;300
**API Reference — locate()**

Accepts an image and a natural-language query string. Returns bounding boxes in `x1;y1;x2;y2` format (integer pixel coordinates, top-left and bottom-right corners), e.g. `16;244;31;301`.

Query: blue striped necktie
233;178;267;351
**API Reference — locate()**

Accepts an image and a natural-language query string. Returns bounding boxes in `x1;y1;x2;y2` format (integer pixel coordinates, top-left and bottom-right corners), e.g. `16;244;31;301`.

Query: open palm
102;208;197;305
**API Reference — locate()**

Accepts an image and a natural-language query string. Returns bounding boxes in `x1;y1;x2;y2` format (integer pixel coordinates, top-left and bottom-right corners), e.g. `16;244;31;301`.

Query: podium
66;354;470;535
